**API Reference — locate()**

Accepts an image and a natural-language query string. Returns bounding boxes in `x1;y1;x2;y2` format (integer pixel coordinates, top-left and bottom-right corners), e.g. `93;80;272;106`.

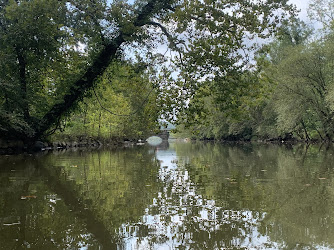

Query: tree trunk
301;120;310;141
16;47;30;121
34;0;172;140
98;111;102;138
83;105;87;136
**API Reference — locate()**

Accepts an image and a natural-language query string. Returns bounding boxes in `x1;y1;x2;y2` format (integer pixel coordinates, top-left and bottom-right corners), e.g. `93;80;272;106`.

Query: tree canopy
0;0;295;142
177;10;334;142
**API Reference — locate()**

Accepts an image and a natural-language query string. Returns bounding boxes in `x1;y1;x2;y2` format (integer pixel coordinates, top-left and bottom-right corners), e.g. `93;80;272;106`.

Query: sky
289;0;320;27
290;0;309;19
290;0;325;30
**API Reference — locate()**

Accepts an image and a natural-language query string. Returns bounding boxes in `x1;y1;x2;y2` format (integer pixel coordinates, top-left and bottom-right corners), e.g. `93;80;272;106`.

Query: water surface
1;141;334;249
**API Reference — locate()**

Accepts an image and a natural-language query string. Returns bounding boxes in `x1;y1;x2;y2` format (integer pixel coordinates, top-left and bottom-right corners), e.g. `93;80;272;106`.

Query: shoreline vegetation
0;134;330;155
0;136;137;155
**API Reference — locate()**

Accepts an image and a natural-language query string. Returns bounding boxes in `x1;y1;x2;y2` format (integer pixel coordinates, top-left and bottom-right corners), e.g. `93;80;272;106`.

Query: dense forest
179;10;334;142
1;0;333;144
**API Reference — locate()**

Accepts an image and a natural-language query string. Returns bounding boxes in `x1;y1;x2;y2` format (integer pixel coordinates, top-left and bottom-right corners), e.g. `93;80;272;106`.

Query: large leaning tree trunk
32;0;174;141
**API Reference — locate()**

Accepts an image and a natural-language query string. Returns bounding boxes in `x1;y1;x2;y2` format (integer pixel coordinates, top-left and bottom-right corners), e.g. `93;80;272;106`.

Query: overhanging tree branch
35;0;174;139
146;20;186;65
147;21;181;49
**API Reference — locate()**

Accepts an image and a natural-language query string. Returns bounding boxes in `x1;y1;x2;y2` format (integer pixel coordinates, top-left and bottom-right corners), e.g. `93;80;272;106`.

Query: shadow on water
1;142;334;249
37;162;117;249
0;147;160;249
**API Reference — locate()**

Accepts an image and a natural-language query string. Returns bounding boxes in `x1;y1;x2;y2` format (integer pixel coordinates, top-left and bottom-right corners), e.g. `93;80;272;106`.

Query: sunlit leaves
53;62;160;140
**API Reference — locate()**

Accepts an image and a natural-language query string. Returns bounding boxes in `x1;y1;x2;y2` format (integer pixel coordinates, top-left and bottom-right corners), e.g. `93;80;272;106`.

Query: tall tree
0;0;294;142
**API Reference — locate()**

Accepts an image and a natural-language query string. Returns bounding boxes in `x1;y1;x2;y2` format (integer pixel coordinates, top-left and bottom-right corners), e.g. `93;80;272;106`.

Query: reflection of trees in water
46;147;161;243
116;144;279;249
2;143;334;249
0;147;160;249
0;155;100;249
173;142;334;249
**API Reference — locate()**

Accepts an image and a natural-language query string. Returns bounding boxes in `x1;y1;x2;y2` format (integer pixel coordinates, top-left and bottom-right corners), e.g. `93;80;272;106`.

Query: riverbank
0;135;329;155
0;137;147;155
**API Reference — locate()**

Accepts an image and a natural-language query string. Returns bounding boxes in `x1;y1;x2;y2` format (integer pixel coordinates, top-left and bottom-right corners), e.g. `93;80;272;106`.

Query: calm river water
1;141;334;249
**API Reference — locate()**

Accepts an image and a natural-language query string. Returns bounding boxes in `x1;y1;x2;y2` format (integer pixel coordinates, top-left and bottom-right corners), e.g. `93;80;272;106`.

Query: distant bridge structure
147;130;170;141
155;130;169;140
147;123;175;141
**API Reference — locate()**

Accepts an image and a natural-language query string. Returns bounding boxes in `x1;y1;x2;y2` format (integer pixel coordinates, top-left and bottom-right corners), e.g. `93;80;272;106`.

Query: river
0;140;334;249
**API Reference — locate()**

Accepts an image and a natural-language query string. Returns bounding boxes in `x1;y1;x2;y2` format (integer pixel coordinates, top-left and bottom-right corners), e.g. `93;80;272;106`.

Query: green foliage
178;70;268;140
0;0;100;139
52;62;160;141
264;24;334;141
178;15;334;142
160;0;295;141
0;0;295;142
166;0;295;98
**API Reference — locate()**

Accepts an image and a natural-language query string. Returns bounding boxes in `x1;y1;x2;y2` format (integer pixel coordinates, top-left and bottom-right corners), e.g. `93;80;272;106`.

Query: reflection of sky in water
3;144;334;249
117;143;281;249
